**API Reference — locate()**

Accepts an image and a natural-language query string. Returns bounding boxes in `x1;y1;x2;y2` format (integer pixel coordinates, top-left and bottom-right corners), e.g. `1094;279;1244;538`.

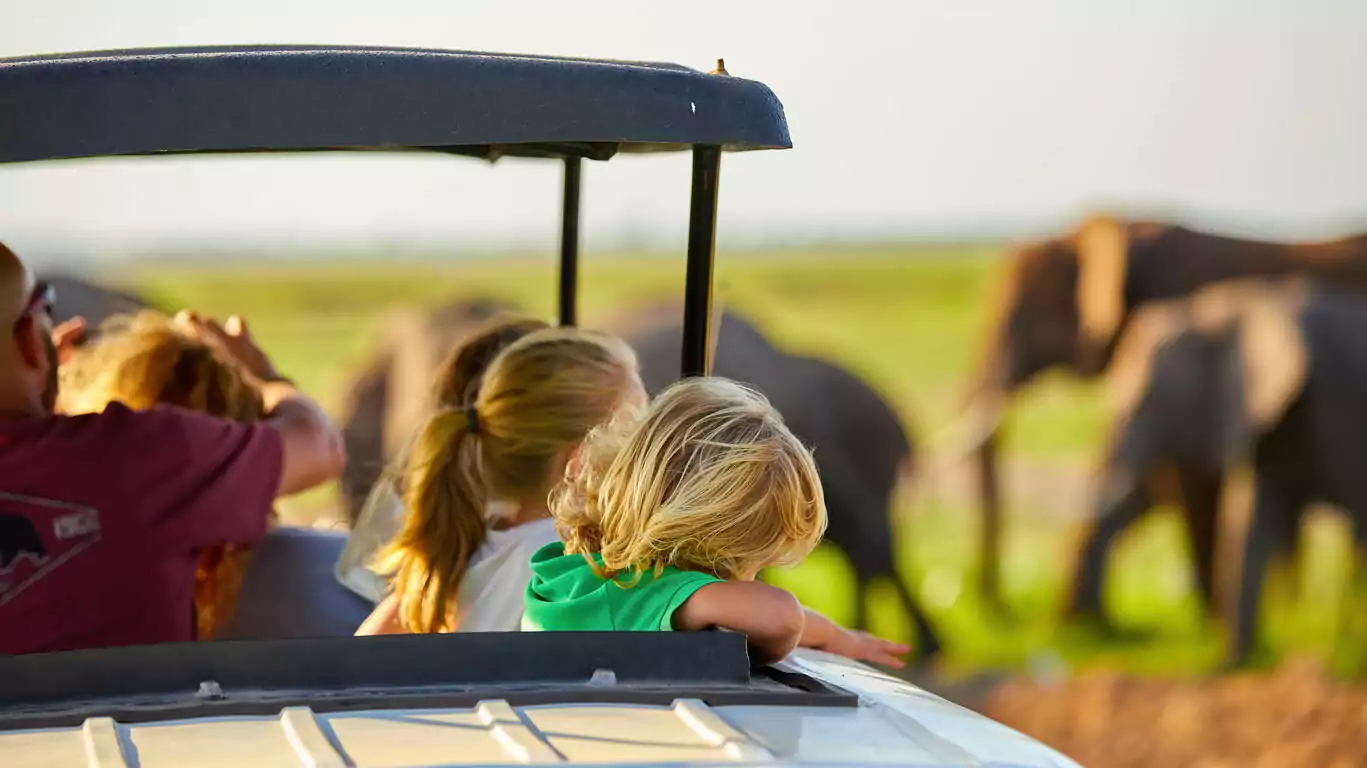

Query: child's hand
819;628;911;669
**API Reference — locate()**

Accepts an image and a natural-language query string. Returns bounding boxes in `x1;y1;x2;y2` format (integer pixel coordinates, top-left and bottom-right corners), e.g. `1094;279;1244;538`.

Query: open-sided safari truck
0;46;1079;767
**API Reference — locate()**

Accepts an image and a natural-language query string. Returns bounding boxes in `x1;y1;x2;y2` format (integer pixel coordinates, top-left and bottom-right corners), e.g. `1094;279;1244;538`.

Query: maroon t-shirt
0;402;283;654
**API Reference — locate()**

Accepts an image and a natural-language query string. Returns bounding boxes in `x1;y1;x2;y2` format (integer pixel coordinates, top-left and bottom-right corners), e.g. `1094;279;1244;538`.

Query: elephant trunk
1066;461;1149;622
950;353;1011;615
945;299;1033;614
974;425;1007;614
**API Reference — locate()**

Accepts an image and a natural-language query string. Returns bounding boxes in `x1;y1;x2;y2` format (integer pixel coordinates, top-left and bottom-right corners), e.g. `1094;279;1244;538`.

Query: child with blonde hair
58;310;267;640
524;376;909;667
357;326;646;635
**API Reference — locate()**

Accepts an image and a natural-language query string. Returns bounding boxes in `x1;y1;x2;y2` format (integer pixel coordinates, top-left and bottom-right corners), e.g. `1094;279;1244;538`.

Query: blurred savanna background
6;1;1367;764
112;245;1357;670
117;251;1168;659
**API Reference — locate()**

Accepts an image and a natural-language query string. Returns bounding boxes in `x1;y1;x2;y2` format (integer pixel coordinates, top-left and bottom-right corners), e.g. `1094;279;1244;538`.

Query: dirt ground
969;660;1367;767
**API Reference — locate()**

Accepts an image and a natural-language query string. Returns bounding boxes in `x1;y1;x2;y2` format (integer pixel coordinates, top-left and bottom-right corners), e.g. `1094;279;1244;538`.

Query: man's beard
41;335;59;413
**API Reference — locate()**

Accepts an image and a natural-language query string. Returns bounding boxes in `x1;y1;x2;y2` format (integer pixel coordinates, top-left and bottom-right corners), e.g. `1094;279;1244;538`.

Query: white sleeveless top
452;516;559;631
335;483;560;632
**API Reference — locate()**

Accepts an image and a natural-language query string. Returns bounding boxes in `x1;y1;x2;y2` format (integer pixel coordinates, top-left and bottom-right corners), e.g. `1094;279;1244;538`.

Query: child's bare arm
798;607;911;668
672;581;804;664
673;584;910;667
355;594;406;636
797;606;839;648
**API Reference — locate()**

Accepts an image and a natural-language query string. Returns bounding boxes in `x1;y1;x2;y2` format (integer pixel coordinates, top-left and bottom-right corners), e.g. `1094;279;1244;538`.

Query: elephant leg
847;534;940;659
1256;505;1302;616
1176;469;1221;617
1222;474;1297;667
848;563;941;661
834;522;939;658
337;352;392;527
1329;533;1364;673
851;573;870;633
976;433;1008;616
891;572;941;660
1066;467;1152;624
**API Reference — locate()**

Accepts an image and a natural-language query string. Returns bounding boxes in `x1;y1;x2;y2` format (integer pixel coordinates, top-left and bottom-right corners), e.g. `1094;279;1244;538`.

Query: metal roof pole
557;155;582;326
680;146;722;378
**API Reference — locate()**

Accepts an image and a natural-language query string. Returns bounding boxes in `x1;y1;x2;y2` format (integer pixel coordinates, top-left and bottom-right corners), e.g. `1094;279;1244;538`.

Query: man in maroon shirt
0;240;345;654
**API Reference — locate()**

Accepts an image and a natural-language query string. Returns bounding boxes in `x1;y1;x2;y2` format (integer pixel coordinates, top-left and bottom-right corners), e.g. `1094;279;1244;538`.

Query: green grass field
100;245;1363;678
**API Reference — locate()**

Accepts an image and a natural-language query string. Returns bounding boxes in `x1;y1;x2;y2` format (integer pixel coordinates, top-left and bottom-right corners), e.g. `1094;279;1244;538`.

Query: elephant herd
46;215;1367;667
962;217;1367;664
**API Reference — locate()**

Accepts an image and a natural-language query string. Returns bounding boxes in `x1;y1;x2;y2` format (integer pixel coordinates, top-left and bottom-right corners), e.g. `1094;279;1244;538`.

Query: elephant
1066;277;1367;664
335;298;519;525
608;304;940;657
42;273;148;329
959;216;1367;614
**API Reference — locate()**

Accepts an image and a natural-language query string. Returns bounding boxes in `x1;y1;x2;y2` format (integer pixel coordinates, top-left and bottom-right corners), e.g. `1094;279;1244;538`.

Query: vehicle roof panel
0;654;1084;767
0;45;792;164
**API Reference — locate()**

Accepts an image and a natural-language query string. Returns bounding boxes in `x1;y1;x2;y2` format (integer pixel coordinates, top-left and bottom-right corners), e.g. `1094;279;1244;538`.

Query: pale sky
1;0;1364;258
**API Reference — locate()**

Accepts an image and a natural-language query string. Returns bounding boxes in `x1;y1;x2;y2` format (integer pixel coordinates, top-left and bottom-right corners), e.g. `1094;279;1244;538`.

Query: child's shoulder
606;564;725;631
529;538;567;563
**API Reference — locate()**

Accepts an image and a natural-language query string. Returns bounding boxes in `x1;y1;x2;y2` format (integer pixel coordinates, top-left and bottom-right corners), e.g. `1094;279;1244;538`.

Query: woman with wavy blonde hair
58;310;267;640
524;376;909;667
356;326;646;635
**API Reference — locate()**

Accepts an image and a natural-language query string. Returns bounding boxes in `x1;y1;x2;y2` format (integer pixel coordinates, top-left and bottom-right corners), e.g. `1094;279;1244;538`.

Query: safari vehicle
0;46;1080;767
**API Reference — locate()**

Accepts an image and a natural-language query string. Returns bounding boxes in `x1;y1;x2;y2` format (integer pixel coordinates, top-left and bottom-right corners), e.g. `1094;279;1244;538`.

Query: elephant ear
1103;300;1183;420
1238;291;1308;431
1209;283;1308;464
1075;216;1130;374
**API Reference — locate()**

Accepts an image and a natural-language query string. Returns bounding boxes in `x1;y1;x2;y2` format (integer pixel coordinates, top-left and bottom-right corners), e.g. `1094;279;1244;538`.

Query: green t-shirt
522;541;724;632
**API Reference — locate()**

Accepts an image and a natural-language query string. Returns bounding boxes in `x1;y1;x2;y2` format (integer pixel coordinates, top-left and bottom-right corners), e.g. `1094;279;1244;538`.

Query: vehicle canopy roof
0;44;791;164
0;44;791;374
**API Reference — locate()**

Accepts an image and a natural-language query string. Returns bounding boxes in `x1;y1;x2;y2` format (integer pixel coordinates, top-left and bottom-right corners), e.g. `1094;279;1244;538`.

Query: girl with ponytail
356;325;645;635
337;316;550;602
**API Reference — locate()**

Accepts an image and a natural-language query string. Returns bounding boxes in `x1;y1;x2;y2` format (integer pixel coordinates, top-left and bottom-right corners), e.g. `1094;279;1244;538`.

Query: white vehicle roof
0;637;1077;768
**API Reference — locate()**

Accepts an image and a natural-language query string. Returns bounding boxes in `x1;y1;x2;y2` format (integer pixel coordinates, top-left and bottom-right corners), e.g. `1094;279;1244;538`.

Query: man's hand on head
52;317;87;364
172;308;343;495
173;310;282;382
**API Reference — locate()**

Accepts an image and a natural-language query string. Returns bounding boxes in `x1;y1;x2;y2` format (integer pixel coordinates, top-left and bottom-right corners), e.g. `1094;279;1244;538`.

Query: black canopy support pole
558;155;582;326
681;145;722;378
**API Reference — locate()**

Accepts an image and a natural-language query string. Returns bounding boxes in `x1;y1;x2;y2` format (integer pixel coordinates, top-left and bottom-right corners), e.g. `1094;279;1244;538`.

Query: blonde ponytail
378;408;487;633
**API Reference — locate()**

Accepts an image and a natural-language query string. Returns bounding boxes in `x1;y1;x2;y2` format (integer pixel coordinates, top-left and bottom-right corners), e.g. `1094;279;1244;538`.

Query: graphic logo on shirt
0;493;101;606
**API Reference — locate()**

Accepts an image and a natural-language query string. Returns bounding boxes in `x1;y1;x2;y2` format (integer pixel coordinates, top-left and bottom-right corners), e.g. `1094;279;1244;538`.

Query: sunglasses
14;281;55;329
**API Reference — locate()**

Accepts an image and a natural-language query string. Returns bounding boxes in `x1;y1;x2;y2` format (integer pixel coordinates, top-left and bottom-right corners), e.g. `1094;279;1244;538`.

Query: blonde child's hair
552;376;827;583
377;326;641;633
57;310;266;640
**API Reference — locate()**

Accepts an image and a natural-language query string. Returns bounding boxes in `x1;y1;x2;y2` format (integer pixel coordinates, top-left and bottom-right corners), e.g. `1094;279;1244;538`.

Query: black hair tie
465;407;481;435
